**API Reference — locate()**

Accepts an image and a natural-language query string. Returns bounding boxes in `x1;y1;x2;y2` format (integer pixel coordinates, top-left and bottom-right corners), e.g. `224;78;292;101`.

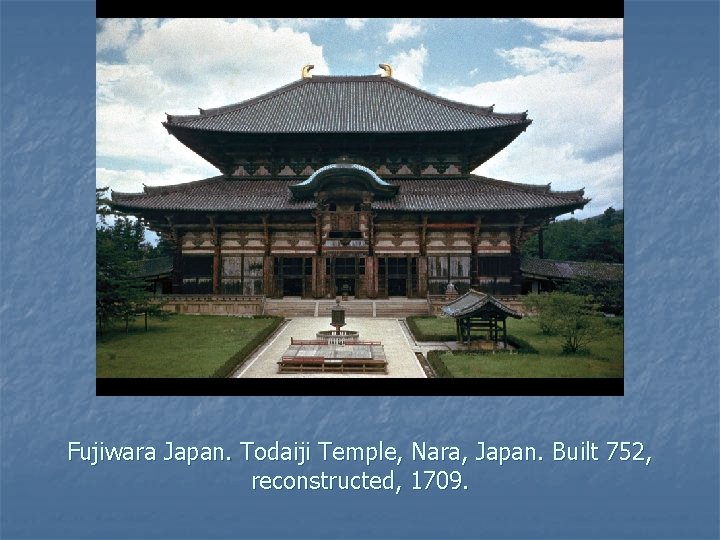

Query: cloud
96;18;137;52
523;18;623;37
496;44;581;74
97;167;214;193
97;18;329;181
255;18;333;31
440;36;623;218
387;20;422;44
388;45;427;87
345;18;369;31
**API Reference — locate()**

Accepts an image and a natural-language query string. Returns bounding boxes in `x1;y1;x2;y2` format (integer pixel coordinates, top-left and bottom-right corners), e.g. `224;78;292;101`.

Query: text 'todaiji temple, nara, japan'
112;65;588;301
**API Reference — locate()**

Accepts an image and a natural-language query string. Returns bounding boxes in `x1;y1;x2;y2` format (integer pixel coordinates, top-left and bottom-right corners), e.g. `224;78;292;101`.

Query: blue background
1;5;718;539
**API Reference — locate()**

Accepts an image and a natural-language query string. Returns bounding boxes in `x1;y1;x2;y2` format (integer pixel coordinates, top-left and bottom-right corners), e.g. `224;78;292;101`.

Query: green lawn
97;315;282;378
409;316;623;378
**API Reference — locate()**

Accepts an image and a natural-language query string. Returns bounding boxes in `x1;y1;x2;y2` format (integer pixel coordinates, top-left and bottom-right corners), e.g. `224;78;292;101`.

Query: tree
523;292;605;354
522;207;624;264
96;188;162;335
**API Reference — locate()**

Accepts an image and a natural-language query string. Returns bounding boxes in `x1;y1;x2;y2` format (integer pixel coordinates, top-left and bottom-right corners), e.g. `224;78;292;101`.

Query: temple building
112;65;588;301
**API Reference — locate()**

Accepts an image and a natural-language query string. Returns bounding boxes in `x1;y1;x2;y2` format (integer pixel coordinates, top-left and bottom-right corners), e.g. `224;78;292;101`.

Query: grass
410;316;623;378
97;315;282;378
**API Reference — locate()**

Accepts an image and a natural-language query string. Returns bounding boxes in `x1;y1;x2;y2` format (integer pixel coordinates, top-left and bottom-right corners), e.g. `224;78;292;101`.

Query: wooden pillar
171;229;183;294
417;256;428;297
210;218;221;295
212;244;221;294
456;319;461;343
263;256;274;297
407;254;412;298
313;255;325;298
503;318;507;349
471;218;481;287
365;255;377;299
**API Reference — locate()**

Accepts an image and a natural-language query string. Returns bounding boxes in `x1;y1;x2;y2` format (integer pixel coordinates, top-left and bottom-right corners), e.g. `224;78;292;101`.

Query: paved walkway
234;317;426;378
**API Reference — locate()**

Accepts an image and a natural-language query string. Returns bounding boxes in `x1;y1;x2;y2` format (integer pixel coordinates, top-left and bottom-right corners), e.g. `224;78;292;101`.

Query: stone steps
375;299;429;318
263;299;316;317
263;298;430;318
318;300;374;317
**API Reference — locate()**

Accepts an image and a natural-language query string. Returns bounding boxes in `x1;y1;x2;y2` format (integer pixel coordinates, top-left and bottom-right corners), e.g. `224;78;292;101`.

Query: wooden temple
112;66;588;300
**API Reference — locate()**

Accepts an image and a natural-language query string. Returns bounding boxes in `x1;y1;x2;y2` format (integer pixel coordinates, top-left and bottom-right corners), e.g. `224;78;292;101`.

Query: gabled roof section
442;290;522;319
163;75;531;134
289;163;399;199
521;258;623;281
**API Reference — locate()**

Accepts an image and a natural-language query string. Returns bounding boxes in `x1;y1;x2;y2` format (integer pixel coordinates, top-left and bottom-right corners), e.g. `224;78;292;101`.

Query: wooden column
417;257;428;297
511;221;524;295
171;227;183;294
263;256;274;297
418;214;428;296
471;218;481;287
313;255;324;298
212;245;221;294
210;217;221;295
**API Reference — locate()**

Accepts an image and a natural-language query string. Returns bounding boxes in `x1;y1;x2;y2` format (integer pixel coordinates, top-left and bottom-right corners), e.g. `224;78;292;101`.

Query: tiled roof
442;290;522;319
164;75;530;134
128;256;173;278
111;175;587;213
521;258;623;281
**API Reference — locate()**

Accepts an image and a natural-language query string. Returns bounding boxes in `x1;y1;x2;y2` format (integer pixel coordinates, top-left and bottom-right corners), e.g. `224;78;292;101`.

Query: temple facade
112;67;588;300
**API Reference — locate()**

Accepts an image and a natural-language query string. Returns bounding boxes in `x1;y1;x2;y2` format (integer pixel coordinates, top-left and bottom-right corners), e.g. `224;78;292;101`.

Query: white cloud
440;36;623;219
387;20;422;44
388;45;427;87
524;18;623;37
97;18;330;187
97;167;214;194
97;18;137;52
496;44;580;74
345;18;369;31
259;18;332;31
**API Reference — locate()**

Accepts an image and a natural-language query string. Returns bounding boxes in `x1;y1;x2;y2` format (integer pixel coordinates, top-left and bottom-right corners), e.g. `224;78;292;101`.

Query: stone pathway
234;317;426;378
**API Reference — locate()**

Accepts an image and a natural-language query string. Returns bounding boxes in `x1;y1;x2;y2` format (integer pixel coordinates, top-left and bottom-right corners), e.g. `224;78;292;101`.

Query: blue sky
97;18;623;220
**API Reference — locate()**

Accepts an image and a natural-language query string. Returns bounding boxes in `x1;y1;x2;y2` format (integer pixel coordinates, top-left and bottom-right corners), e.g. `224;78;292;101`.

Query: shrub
426;350;454;378
524;292;605;354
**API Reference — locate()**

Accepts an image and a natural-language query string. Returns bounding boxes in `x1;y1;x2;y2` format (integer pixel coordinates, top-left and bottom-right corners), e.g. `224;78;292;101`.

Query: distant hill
521;207;623;264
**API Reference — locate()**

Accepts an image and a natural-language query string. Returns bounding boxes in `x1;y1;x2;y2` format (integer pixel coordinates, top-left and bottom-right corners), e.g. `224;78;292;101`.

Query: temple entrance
378;257;417;297
387;278;406;296
283;277;304;296
274;257;312;297
326;256;364;297
335;277;356;296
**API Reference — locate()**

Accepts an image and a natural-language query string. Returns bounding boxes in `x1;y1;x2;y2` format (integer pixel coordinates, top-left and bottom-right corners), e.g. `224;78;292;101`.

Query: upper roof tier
164;75;531;134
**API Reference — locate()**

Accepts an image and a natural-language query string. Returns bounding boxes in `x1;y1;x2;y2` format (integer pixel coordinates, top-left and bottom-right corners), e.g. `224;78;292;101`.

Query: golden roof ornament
301;64;314;79
379;63;393;78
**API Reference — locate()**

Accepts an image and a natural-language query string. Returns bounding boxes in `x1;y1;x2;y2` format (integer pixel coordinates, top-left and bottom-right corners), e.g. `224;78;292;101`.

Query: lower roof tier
111;174;588;214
